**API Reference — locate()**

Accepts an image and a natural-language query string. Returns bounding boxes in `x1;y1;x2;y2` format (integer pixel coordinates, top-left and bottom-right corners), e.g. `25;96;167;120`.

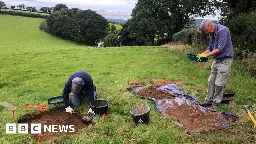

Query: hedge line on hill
0;10;48;19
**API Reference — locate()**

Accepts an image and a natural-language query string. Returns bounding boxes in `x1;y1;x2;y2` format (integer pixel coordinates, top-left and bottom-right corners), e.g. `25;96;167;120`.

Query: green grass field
0;15;255;144
109;23;122;30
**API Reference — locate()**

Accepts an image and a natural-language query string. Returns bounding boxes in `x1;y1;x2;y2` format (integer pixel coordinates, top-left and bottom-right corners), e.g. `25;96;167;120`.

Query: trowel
244;105;256;128
82;108;95;123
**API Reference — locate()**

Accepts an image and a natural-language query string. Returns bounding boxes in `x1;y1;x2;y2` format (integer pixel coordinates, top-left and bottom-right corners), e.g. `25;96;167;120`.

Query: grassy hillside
0;15;255;144
109;22;123;30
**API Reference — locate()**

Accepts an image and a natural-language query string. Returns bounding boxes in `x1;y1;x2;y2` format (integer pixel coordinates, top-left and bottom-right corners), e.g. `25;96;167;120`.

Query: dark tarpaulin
128;84;238;133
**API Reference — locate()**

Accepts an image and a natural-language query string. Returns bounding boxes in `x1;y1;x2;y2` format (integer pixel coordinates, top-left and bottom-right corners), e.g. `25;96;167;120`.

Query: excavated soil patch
18;107;90;141
137;86;175;99
156;98;235;133
129;79;186;88
152;79;186;87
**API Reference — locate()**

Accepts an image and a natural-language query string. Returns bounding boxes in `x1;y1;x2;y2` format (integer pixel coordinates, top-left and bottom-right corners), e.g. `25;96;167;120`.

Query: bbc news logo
6;123;75;134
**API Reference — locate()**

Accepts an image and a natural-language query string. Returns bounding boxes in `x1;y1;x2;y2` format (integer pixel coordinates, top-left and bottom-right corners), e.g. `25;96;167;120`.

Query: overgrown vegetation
103;32;120;47
119;0;218;46
218;0;256;55
172;28;201;45
103;24;122;47
226;13;256;54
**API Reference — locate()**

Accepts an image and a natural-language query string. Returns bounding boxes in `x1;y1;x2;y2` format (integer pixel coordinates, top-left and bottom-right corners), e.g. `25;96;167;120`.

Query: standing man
197;19;234;111
62;71;97;107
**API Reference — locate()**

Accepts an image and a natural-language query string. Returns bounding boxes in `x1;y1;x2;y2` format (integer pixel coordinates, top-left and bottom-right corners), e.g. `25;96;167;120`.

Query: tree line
1;0;256;53
0;1;68;14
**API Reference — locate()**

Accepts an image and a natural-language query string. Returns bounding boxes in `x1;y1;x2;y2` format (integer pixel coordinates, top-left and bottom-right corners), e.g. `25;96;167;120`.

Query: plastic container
130;104;150;124
48;96;63;104
187;53;208;62
90;99;109;115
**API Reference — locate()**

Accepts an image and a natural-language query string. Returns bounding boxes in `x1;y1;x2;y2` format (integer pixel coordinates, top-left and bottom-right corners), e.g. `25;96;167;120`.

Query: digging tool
82;108;95;123
244;105;256;128
82;114;93;123
23;105;48;110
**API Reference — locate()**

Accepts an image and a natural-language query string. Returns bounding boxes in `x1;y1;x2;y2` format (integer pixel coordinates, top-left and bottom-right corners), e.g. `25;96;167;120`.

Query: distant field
2;9;123;30
109;23;123;30
0;15;255;144
1;9;50;16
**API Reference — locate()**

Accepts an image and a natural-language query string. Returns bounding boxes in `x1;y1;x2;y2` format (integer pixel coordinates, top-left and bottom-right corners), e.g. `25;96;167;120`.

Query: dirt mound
129;81;142;88
131;105;149;115
137;86;175;99
129;79;185;88
152;79;186;87
157;98;232;133
18;107;90;141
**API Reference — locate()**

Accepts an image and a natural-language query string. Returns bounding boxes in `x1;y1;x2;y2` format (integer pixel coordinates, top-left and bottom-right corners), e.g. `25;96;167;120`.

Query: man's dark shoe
200;100;213;107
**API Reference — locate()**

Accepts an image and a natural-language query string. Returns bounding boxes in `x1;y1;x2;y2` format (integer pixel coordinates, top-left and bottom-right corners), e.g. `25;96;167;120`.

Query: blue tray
187;53;208;62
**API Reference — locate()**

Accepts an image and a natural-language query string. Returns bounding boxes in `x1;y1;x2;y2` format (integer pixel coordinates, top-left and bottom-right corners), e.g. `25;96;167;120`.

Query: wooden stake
39;134;43;143
11;109;15;120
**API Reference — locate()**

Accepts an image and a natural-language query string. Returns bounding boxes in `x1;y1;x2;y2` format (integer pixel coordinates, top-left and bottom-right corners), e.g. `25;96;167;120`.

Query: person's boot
200;100;213;107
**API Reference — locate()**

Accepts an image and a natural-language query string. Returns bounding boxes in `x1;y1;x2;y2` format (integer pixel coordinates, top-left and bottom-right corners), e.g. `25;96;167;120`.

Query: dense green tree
120;0;218;46
53;4;68;12
0;1;6;10
103;32;119;47
110;25;117;33
46;8;108;45
31;7;37;12
18;4;26;9
39;7;48;13
218;0;256;53
219;0;256;19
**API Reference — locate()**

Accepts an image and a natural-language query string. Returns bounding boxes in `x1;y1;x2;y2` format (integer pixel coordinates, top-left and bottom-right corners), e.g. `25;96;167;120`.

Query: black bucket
90;99;109;115
130;104;150;125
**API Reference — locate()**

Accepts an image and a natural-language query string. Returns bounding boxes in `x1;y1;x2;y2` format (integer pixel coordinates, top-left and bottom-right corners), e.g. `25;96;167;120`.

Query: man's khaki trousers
206;58;233;104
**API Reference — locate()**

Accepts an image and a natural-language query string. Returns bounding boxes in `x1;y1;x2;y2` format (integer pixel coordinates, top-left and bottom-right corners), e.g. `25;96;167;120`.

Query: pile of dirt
158;98;232;133
129;81;142;88
131;105;149;115
18;107;90;141
137;86;175;100
152;79;186;87
129;79;186;88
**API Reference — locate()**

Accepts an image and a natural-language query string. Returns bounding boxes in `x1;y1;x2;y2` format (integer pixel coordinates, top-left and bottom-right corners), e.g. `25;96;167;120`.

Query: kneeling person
62;71;96;107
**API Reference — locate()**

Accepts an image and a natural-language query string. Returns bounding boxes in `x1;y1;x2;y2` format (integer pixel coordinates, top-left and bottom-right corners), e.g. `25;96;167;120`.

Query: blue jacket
62;71;95;106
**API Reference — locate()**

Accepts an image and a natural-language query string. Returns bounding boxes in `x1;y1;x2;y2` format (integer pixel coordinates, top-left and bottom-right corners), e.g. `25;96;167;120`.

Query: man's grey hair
71;77;84;93
199;19;214;30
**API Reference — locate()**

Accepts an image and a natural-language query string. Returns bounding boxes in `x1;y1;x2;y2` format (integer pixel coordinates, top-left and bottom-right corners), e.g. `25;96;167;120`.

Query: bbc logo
6;123;41;134
6;123;75;134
